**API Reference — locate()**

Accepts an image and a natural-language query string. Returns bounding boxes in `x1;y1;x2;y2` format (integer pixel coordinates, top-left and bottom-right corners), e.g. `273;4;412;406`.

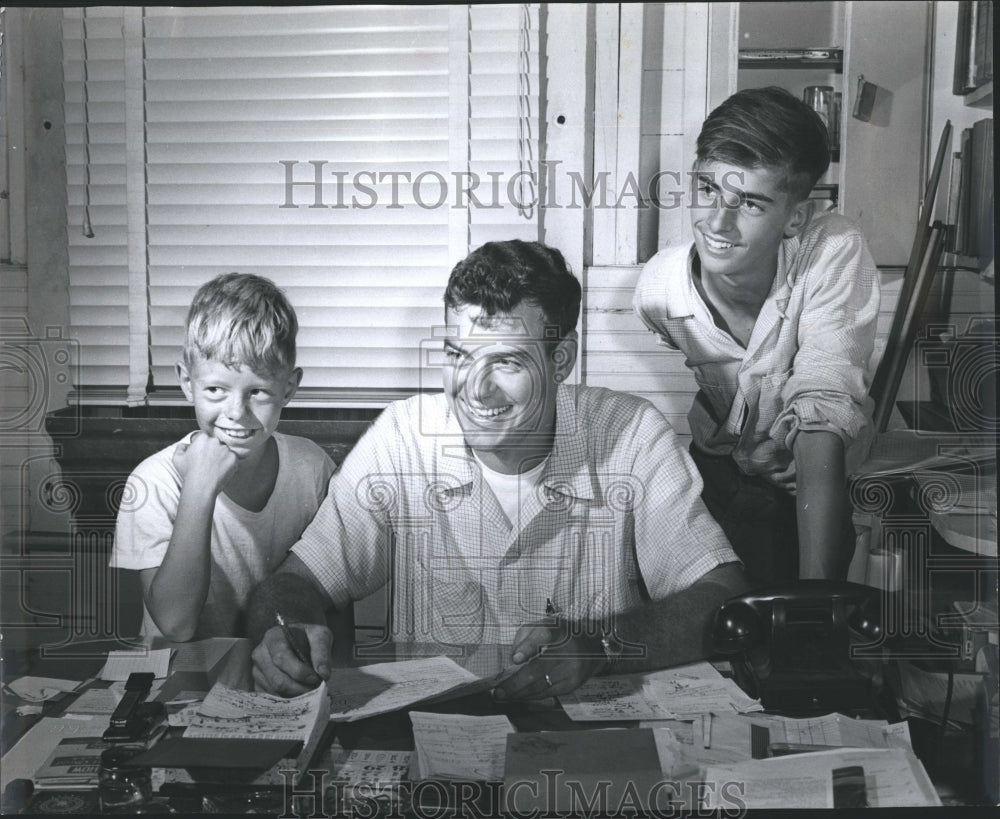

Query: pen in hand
274;611;316;676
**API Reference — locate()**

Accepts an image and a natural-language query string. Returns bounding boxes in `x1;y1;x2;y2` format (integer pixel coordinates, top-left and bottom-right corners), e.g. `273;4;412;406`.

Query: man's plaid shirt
293;385;737;646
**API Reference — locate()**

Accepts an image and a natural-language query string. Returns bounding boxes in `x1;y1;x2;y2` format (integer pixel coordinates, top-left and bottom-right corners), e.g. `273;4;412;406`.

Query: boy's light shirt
635;211;880;490
110;431;334;639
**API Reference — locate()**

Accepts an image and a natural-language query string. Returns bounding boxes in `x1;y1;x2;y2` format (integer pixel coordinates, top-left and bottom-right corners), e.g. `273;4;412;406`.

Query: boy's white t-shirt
110;431;335;639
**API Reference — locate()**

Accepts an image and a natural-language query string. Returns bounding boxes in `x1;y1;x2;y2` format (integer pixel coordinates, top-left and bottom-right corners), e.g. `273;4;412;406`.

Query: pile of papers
317;746;412;813
169;681;329;773
558;661;763;721
409;712;514;781
325;656;503;721
648;712;940;809
100;648;173;681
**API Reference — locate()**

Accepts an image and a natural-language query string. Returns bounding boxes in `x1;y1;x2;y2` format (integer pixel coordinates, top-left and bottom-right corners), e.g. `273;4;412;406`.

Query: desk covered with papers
0;639;954;814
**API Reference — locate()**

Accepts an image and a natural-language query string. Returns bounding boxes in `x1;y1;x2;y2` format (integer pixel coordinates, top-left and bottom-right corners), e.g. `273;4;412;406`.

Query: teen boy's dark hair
444;240;581;338
696;86;831;201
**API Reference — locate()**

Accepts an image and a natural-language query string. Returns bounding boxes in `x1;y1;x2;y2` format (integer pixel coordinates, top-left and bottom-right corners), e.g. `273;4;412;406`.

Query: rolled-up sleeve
771;230;880;450
292;415;395;612
629;401;739;597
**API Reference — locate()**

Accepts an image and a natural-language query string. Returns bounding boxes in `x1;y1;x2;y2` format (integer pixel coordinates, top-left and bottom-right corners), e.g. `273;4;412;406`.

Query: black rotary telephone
712;581;884;716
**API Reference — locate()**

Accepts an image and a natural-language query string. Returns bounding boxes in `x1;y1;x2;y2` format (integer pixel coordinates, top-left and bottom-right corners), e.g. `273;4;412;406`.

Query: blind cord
81;7;94;238
517;3;536;221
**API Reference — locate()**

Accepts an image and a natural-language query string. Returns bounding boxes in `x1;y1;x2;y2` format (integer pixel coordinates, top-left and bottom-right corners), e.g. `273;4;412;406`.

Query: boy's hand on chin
173;431;239;492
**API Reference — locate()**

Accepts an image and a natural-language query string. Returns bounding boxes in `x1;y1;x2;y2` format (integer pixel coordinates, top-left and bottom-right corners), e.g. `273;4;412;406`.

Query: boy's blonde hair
183;272;298;375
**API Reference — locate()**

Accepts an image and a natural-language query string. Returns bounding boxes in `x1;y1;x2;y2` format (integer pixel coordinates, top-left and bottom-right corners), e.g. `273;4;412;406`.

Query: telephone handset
712;580;884;716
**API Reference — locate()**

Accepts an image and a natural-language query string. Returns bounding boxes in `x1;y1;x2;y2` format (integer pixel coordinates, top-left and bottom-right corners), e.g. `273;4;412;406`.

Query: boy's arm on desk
247;553;340;695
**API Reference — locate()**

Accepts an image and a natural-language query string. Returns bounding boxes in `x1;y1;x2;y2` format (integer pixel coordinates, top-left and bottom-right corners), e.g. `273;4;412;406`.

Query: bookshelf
943;0;994;274
953;1;994;100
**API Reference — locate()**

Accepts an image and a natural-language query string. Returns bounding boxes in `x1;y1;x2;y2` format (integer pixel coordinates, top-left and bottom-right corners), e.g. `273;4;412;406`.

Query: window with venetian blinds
62;4;540;407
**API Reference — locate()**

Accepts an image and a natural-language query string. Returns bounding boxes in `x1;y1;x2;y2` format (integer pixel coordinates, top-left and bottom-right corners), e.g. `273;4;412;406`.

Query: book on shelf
739;47;841;62
954;0;994;94
944;118;993;272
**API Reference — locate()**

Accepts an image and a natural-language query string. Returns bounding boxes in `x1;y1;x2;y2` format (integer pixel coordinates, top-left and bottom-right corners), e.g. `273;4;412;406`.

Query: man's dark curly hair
444;240;581;338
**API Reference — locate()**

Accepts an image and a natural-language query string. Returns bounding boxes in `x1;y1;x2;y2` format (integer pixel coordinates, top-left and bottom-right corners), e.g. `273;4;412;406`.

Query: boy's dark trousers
689;444;801;586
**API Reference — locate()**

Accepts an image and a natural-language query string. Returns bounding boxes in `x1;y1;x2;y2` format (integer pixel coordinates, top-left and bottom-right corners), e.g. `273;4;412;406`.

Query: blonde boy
111;273;334;640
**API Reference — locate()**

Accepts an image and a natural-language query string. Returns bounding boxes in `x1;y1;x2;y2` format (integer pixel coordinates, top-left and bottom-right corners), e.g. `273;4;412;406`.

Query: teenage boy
634;87;880;584
248;240;749;700
111;273;334;641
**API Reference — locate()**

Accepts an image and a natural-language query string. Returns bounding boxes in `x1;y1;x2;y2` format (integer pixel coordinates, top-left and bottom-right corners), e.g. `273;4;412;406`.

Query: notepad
169;681;330;774
100;648;172;681
410;711;514;781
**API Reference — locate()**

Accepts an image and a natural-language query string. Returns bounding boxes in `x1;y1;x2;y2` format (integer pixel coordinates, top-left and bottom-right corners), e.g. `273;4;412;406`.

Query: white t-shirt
473;453;550;530
110;431;335;639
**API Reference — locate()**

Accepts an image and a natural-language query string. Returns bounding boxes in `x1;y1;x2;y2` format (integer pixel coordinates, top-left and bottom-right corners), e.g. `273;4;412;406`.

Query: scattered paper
325;657;486;722
703;748;941;809
410;711;514;781
318;746;412;811
559;662;762;721
5;677;80;703
170;681;330;773
100;648;172;681
645;712;913;775
174;683;326;741
170;638;239;673
748;712;913;751
64;687;121;715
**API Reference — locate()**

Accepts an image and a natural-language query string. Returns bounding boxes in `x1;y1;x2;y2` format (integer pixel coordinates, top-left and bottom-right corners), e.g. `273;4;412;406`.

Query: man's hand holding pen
251;616;333;696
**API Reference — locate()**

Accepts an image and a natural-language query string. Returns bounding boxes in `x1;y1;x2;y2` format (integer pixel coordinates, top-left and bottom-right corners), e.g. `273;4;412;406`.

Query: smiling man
635;87;881;585
247;240;749;700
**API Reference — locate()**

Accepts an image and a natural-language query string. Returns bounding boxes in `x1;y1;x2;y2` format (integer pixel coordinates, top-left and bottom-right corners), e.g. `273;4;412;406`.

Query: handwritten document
645;712;912;776
560;662;762;721
169;681;330;773
748;713;912;750
100;648;172;681
325;657;486;722
316;746;412;813
173;682;327;741
5;677;80;702
703;748;941;809
65;688;122;715
409;711;514;781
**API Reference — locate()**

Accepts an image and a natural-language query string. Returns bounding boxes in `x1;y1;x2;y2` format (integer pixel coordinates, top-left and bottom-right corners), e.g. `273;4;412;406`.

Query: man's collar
546;385;595;500
441;385;595;501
